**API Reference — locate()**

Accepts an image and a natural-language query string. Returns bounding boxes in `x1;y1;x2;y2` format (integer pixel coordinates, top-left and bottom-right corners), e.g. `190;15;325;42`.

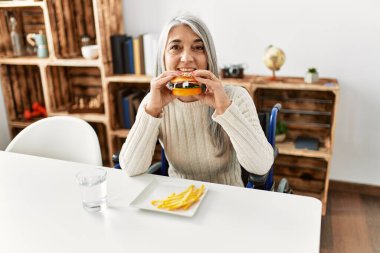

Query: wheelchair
113;103;292;193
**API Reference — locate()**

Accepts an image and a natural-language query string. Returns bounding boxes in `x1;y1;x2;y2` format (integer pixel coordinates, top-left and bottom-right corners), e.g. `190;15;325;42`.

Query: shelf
111;129;130;138
48;112;106;123
106;75;152;83
262;108;332;116
48;58;101;67
0;57;101;67
252;81;339;92
9;119;39;128
0;1;44;8
251;76;339;91
277;141;331;160
0;57;49;65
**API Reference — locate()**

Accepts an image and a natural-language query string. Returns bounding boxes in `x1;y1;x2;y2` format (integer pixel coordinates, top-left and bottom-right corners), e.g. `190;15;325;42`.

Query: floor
320;181;380;253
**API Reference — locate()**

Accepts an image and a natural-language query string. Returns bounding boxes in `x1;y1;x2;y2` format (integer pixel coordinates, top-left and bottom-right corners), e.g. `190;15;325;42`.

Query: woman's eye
169;45;180;51
193;45;205;51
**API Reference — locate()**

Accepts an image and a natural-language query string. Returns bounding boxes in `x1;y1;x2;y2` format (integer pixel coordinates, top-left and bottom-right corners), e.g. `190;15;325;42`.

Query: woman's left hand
192;70;231;115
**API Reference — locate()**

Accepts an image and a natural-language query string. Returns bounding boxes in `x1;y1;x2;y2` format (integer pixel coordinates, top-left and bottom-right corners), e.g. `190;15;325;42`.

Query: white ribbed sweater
120;86;273;187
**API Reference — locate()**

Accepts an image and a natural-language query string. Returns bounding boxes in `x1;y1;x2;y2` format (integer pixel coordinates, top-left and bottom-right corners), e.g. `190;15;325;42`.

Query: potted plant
275;121;287;142
304;68;319;84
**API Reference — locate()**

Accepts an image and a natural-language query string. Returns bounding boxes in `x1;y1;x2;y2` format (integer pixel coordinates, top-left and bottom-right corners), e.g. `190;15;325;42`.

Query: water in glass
76;168;107;212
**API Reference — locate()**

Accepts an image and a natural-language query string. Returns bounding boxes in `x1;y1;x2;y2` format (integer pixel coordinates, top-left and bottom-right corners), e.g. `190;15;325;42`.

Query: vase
304;72;319;84
275;133;286;142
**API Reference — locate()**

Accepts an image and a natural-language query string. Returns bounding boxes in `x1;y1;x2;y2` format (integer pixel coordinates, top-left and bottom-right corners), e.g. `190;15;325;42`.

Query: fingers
194;76;223;93
152;71;180;88
192;70;222;89
192;70;217;80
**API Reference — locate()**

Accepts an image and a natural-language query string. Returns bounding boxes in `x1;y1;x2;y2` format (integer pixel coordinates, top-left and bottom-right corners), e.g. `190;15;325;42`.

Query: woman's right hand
145;71;179;117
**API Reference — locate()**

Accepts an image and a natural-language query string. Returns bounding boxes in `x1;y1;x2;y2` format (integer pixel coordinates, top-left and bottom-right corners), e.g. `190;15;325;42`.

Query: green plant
276;121;287;135
307;68;318;74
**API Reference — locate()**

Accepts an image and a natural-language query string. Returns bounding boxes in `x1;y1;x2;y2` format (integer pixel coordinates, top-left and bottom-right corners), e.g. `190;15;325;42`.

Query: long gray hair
154;14;230;156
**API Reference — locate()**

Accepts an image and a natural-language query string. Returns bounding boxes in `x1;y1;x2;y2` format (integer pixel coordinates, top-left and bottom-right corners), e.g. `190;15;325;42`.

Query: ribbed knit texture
120;85;273;187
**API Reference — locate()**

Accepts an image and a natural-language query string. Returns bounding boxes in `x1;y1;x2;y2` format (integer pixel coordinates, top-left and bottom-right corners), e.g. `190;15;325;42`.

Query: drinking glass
76;168;107;212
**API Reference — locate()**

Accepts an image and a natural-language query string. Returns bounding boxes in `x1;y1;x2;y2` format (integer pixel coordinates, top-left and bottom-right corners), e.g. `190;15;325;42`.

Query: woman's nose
180;48;194;62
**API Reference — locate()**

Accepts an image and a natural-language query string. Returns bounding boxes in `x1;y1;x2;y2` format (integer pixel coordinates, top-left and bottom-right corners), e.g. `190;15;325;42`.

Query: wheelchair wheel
277;178;293;194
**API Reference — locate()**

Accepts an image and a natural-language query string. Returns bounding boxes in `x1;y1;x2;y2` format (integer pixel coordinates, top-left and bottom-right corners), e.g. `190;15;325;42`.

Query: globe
263;45;286;80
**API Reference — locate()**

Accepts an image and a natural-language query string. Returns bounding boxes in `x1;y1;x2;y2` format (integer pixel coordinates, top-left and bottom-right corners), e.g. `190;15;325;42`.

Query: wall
122;0;380;186
0;79;10;150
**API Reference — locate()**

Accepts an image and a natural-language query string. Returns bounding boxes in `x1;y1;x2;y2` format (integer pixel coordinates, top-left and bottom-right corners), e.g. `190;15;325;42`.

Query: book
126;90;146;125
122;96;132;128
117;88;146;128
295;137;320;151
117;88;132;128
123;38;135;74
138;35;145;74
133;37;141;75
110;34;127;74
143;33;158;76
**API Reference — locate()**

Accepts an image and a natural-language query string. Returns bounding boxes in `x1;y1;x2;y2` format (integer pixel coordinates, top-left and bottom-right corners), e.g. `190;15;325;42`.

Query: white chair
5;116;102;166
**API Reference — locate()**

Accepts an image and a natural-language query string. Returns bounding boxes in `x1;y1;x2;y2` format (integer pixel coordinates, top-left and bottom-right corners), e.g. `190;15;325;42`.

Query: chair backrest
5;116;102;166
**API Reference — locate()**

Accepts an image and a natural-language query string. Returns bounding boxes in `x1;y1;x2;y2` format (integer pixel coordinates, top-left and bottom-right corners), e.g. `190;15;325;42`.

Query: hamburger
170;73;203;96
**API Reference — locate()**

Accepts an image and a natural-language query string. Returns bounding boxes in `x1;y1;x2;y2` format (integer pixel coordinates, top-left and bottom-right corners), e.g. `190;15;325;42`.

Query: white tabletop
0;151;322;253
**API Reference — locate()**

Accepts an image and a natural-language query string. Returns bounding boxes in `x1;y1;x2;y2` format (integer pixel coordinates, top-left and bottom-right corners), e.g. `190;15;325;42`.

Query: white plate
129;179;208;217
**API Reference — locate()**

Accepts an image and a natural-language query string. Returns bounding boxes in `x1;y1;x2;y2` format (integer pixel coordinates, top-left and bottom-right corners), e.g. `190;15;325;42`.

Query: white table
0;151;322;253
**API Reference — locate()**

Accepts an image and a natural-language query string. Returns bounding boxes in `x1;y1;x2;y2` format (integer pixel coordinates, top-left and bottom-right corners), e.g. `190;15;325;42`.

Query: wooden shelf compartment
107;81;149;131
254;88;336;153
0;64;45;121
45;66;105;114
0;6;48;58
88;121;110;166
274;154;327;196
46;0;97;59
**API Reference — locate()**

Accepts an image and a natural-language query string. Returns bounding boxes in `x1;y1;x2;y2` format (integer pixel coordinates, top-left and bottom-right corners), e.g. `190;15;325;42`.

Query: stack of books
117;88;146;129
110;33;158;76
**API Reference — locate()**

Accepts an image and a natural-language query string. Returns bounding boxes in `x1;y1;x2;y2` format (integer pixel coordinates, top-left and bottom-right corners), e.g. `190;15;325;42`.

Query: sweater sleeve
119;93;162;176
212;86;274;175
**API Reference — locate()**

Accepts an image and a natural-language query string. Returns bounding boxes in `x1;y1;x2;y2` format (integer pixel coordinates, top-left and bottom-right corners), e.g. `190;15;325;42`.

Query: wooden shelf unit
0;0;124;166
249;76;340;215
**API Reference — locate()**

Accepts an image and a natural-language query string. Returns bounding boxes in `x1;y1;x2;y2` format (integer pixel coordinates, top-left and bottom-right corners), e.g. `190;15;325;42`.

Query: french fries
151;184;205;211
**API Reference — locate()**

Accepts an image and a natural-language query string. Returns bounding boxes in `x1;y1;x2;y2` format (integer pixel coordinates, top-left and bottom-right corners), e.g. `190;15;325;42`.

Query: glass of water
76;168;107;212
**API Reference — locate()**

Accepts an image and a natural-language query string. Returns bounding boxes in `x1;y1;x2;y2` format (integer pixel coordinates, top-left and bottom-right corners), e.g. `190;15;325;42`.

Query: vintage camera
221;64;244;78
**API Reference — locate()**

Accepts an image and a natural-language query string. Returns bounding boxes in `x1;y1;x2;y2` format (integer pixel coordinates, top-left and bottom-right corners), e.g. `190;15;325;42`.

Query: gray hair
154;14;231;156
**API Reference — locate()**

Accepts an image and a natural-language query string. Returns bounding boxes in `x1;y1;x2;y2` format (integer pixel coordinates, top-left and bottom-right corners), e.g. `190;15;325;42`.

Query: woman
120;14;273;187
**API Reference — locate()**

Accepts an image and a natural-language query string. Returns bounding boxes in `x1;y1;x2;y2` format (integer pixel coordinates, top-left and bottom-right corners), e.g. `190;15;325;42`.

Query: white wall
123;0;380;186
0;78;10;150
